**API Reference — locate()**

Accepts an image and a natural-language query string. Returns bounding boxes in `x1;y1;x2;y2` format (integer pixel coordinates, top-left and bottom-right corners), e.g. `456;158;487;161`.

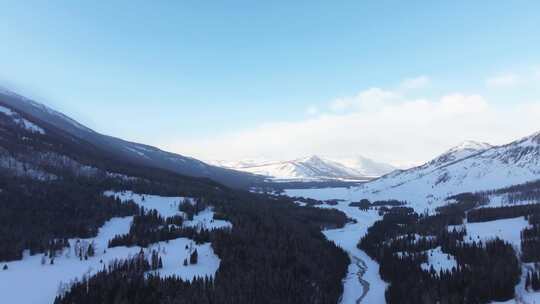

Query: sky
1;1;540;167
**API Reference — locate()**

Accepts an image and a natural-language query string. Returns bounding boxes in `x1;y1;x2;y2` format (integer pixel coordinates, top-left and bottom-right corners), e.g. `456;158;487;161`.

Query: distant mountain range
353;133;540;210
209;155;397;181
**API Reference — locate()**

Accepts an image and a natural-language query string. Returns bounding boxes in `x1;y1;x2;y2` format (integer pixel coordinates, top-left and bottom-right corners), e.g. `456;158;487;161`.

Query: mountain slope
211;155;392;181
331;156;397;177
352;136;540;210
0;89;265;188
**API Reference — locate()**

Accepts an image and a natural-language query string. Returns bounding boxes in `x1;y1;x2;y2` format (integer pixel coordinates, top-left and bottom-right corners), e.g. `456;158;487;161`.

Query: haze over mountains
0;87;400;185
210;155;396;181
4;87;539;200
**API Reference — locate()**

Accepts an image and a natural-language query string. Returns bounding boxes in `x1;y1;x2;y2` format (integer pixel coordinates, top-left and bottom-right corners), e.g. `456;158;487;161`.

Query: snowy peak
297;155;325;164
447;140;493;153
211;155;395;182
357;131;540;211
428;140;493;168
531;132;540;145
514;131;540;147
332;155;397;177
0;87;93;134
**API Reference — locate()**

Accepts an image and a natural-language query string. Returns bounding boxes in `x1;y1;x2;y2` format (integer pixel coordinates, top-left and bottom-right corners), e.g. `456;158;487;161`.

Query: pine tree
532;270;539;291
526;271;532;291
158;257;163;269
183;258;188;266
87;243;95;257
2;264;7;270
151;250;159;270
190;249;198;265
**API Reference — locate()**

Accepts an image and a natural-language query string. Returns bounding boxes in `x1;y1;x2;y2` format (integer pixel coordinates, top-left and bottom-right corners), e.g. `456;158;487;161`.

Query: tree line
359;204;521;304
55;189;351;303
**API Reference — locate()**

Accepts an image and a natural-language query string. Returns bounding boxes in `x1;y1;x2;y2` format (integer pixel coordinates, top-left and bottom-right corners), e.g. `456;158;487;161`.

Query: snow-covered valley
0;192;232;304
286;188;387;304
285;184;540;304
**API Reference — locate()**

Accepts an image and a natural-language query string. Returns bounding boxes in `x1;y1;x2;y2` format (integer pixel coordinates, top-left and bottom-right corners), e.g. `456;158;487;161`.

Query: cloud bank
168;76;540;167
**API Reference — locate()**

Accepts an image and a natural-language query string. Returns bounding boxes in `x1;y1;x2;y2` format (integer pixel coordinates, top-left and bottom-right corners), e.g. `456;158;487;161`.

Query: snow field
449;216;530;250
420;247;457;273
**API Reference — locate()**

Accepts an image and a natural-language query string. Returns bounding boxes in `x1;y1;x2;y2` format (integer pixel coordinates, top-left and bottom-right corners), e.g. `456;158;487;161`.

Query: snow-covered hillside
0;104;45;134
331;156;398;177
351;133;540;211
0;192;232;304
211;155;395;181
0;89;265;188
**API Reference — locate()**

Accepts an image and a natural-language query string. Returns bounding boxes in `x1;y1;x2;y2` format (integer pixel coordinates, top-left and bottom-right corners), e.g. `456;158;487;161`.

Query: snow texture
0;104;45;134
420;247;457;272
449;216;530;250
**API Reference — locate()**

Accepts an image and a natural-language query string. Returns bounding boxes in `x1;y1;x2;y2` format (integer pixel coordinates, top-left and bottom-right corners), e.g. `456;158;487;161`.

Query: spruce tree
534;271;540;291
190;249;198;265
87;243;95;257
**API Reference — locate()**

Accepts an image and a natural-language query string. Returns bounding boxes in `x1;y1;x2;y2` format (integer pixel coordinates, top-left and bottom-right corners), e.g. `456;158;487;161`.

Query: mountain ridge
353;133;540;211
210;155;396;181
0;89;265;188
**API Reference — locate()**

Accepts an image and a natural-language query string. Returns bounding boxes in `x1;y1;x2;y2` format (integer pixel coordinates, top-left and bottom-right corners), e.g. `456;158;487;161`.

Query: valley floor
285;188;387;304
285;187;540;304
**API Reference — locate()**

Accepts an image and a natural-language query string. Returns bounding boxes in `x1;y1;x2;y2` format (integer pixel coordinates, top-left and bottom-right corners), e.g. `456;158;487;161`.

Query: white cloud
399;76;430;90
485;73;520;88
439;94;488;114
330;88;400;112
168;89;540;166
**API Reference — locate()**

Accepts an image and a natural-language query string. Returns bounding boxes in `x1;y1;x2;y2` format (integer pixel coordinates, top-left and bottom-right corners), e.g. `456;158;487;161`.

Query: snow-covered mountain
0;89;265;188
425;140;493;168
331;156;398;177
353;134;540;210
211;155;395;181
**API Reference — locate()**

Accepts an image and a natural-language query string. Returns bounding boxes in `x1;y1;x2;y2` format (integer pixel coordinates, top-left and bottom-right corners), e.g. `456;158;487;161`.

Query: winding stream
285;188;387;304
353;256;370;303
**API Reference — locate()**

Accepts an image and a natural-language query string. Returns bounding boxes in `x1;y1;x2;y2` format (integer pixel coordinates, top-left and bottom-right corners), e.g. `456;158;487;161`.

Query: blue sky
1;1;539;164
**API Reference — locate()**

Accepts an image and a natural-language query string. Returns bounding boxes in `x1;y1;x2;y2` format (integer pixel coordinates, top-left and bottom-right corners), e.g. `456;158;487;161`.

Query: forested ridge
1;164;350;304
53;188;350;304
352;189;540;304
358;205;521;303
